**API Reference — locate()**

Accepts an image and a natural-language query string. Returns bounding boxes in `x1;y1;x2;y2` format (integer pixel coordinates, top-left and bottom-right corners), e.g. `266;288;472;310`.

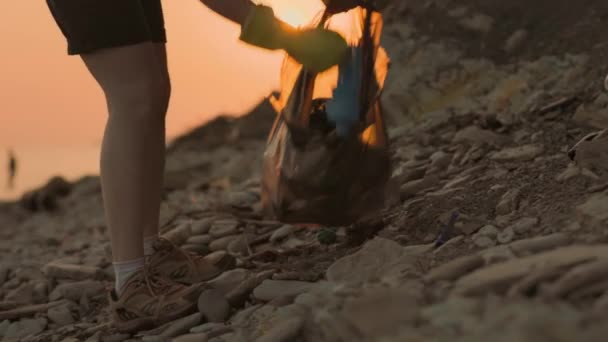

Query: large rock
491;144;544;162
3;318;47;341
326;238;426;284
253;280;315;302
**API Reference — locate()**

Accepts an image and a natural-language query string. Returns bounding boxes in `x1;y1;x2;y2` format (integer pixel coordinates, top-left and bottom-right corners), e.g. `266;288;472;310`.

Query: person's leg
141;43;169;244
81;42;169;266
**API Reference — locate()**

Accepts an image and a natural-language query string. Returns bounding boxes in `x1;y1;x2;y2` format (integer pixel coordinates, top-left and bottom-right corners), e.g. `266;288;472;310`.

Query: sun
267;0;324;27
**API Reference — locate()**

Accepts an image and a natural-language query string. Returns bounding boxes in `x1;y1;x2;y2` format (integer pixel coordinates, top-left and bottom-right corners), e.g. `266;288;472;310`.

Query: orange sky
0;0;324;148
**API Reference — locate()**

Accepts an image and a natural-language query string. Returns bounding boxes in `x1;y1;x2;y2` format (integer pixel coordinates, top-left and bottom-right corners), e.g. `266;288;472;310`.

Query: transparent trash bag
261;7;391;226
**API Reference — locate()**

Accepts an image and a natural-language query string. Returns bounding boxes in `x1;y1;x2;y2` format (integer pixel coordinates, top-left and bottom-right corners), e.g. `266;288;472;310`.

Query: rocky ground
2;0;608;341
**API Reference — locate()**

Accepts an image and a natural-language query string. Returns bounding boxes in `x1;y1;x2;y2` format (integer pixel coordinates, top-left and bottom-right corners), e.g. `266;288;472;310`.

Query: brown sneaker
108;268;200;333
147;237;236;285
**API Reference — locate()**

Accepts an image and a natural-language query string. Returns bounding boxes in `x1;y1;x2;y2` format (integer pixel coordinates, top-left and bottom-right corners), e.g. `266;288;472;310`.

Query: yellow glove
239;5;348;73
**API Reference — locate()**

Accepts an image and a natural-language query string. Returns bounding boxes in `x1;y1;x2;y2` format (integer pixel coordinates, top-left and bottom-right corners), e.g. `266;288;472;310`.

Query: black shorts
46;0;167;55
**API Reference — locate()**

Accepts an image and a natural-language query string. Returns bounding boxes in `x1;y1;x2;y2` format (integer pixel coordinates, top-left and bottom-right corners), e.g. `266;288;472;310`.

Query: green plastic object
317;227;338;245
239;5;348;73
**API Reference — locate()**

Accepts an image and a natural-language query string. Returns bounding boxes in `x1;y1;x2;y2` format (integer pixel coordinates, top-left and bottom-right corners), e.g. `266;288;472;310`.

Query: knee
107;73;171;122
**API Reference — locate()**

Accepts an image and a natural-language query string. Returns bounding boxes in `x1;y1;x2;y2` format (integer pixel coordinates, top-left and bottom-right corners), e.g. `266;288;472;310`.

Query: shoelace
152;237;199;274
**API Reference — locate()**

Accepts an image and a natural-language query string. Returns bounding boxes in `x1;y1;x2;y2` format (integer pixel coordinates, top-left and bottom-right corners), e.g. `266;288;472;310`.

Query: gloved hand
322;0;390;14
239;5;348;73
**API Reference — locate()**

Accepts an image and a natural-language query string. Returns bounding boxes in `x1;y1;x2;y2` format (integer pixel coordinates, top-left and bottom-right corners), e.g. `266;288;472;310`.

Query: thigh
46;0;166;55
81;42;168;103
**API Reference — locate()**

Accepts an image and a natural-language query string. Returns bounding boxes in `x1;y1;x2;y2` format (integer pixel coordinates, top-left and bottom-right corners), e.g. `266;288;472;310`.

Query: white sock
143;235;158;257
113;258;145;295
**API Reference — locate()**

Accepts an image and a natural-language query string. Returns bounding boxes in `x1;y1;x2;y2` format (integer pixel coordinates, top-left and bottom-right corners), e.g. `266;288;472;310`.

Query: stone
5;282;41;305
400;176;438;199
209;220;239;239
160;313;202;338
226;270;274;307
577;193;608;228
476;225;499;238
192;218;213;235
443;175;471;190
253;280;315;302
208;269;252;296
459;13;494;33
574;140;608;177
190;322;231;336
429;151;452;169
102;333;131;342
556;163;581;182
491;144;544;162
497;227;515;244
255;317;303;342
496;189;521;215
269;225;296;243
573;98;608;129
49;280;105;301
508;217;540;235
209;236;238;252
197;289;231;323
186;235;212;245
162;222;192;245
474;236;496;248
42;263;104;281
172;333;209;342
3;318;47;341
504;29;528;52
453;126;507;147
326;238;423;284
337;287;419;338
227;235;251;257
452;245;608;296
47;304;74;326
182;244;210;255
0;320;9;337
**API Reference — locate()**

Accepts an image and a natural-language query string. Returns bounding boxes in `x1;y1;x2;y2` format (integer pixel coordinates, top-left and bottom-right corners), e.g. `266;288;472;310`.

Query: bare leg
81;42;170;263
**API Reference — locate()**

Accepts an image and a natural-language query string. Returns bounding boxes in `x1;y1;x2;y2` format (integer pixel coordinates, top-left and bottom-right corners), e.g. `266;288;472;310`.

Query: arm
198;0;254;26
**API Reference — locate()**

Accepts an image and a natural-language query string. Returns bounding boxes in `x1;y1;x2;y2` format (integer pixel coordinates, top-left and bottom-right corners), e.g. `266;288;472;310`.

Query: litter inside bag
261;7;391;226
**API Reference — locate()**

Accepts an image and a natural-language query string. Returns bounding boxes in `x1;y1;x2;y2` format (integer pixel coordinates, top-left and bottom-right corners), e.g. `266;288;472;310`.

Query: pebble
255;317;304;342
227;235;251;257
253;280;315;302
186;235;213;245
269;225;296;243
102;333;131;342
497;227;515;244
191;218;213;235
209;236;238;252
47;304;75;326
197;289;231;323
491;144;544;162
42;263;104;281
474;236;496;248
496;189;521;215
160;313;202;338
209;220;239;238
49;280;105;301
3;318;47;341
208;269;252;296
172;333;209;342
182;244;210;255
509;217;540;234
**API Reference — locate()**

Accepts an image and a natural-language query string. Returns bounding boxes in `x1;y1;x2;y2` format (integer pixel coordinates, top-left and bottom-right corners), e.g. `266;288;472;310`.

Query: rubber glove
322;0;390;14
239;5;348;73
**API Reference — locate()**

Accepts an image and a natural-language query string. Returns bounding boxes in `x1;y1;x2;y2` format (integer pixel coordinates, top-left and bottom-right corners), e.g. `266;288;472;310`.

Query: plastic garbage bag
261;6;391;226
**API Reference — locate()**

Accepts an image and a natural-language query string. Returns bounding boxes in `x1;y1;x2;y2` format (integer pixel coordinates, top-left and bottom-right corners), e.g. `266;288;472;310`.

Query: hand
322;0;390;14
322;0;363;14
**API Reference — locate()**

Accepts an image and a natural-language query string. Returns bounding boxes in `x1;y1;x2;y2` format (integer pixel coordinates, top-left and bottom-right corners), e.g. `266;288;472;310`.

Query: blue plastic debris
325;46;363;137
434;211;460;248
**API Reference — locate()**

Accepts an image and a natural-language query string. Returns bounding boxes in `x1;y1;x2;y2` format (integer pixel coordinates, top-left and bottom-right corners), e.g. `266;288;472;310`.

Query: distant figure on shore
7;149;17;190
